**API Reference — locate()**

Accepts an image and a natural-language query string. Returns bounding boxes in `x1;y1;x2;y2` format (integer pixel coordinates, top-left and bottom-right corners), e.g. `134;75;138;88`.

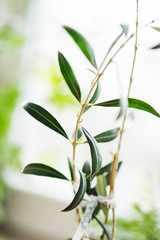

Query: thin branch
110;208;116;240
109;1;139;240
72;1;140;223
117;0;139;157
100;217;108;240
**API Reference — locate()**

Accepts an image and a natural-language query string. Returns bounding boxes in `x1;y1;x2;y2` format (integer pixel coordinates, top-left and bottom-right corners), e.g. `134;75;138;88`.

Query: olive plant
22;1;160;239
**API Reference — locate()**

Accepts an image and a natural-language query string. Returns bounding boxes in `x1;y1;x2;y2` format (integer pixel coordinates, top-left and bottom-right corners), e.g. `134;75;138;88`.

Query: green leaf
83;128;119;144
97;161;122;177
151;27;160;32
82;127;102;179
23;102;69;139
23;163;69;181
58;52;81;102
97;162;112;176
83;82;101;113
63;26;97;69
82;160;91;177
82;161;92;194
93;128;119;143
106;161;122;185
151;43;160;49
87;68;97;75
96;175;108;217
72;126;83;142
120;24;129;36
99;25;128;70
95;98;160;118
116;97;128;119
93;215;111;240
82;161;97;195
62;169;86;212
67;157;73;182
77;126;83;141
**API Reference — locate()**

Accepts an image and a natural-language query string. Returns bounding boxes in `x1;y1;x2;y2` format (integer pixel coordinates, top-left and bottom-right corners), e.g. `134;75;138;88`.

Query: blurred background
0;0;160;239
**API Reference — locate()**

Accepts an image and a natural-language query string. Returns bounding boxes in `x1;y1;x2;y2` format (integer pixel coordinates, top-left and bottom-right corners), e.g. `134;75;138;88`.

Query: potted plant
22;1;160;239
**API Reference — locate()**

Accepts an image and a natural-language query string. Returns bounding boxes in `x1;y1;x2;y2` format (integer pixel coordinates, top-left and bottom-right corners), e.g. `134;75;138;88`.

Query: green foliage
92;128;120;143
115;205;160;240
150;26;160;49
68;157;74;182
0;86;20;223
0;24;24;54
23;102;69;140
95;98;160;118
0;0;27;225
84;82;101;113
58;52;81;103
0;87;19;138
151;44;160;49
96;175;108;218
22;20;160;240
62;169;86;212
23;163;69;181
82;126;102;180
63;26;97;69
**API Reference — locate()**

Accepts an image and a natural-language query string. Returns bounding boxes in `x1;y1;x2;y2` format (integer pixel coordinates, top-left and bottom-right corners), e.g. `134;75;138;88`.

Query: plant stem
72;8;139;223
100;217;108;240
110;208;116;240
117;0;139;158
108;2;139;240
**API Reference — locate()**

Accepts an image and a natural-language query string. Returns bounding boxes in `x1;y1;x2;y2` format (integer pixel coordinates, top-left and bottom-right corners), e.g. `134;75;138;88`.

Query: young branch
110;208;116;240
108;1;139;240
117;0;139;157
72;0;141;227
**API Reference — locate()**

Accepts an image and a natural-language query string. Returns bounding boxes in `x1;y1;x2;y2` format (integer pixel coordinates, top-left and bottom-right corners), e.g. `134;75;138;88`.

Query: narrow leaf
87;68;96;75
106;161;122;186
63;26;97;69
58;52;81;102
72;126;83;142
94;215;111;240
96;175;108;218
23;102;69;139
68;157;73;182
82;127;102;179
120;24;129;36
95;98;160;118
94;128;119;143
99;25;128;70
82;161;97;195
97;161;122;176
151;27;160;32
77;126;83;141
82;160;91;177
97;162;112;176
83;82;101;113
96;175;107;196
151;43;160;49
23;163;69;181
62;169;86;212
116;97;128;119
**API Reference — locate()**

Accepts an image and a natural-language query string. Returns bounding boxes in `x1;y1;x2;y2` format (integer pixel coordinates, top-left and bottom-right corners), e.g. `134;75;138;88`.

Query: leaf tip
22;101;28;109
120;24;129;36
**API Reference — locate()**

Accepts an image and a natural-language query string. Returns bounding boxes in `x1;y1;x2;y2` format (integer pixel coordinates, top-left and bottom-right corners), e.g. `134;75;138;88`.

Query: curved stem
100;217;108;240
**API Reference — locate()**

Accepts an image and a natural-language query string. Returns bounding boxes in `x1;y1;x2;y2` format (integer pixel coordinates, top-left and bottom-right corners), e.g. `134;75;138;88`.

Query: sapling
22;1;160;239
